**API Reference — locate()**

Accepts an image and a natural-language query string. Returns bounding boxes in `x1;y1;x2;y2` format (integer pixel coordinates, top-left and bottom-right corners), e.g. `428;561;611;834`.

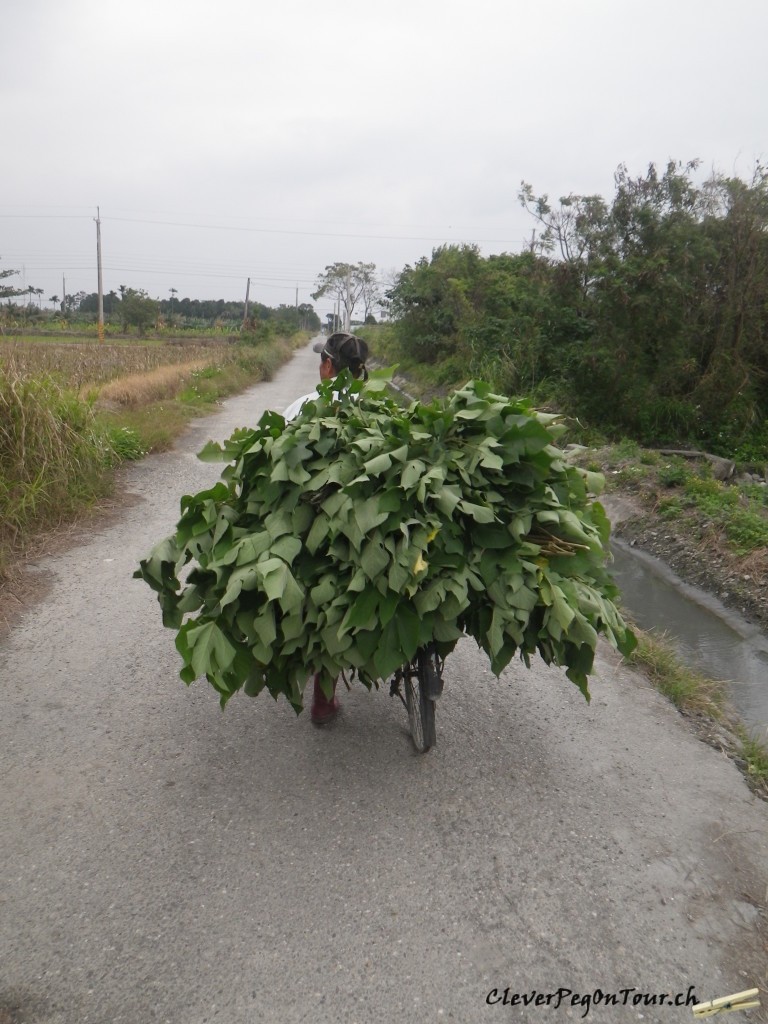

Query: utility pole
243;277;251;327
62;275;66;314
95;207;104;342
344;267;351;331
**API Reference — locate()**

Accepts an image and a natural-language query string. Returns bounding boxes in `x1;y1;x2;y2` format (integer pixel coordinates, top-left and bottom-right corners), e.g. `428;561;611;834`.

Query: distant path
1;336;766;1024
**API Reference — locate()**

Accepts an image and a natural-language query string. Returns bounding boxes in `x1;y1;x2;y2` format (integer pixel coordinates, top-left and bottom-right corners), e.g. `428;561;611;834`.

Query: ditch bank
602;493;768;731
605;492;768;635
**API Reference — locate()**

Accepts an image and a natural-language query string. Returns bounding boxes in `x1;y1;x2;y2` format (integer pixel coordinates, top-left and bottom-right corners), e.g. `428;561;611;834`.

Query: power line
105;217;522;245
0;208;528;242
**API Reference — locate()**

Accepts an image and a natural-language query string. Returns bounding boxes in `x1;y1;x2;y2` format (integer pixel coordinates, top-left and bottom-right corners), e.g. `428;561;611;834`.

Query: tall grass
97;360;210;407
0;333;307;575
1;341;226;391
0;369;113;572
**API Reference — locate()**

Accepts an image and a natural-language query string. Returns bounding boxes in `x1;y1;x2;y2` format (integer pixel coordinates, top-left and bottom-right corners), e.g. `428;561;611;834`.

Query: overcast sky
2;0;766;322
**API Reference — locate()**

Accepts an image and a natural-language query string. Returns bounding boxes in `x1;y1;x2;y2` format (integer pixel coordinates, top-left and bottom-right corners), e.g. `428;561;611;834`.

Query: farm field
0;331;308;578
2;338;227;389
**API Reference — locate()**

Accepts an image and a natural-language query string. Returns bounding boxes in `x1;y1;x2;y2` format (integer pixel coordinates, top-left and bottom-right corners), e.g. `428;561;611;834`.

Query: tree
65;291;87;313
359;270;381;323
387;244;484;363
49;295;59;310
0;259;24;301
297;302;321;331
121;288;159;336
517;160;768;448
312;262;377;331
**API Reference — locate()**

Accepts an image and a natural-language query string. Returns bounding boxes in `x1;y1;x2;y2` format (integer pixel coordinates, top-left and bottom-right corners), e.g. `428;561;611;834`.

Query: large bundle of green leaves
135;374;635;710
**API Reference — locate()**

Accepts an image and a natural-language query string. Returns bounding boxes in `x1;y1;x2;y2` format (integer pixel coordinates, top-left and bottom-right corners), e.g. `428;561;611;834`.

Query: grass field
1;339;228;390
0;332;307;577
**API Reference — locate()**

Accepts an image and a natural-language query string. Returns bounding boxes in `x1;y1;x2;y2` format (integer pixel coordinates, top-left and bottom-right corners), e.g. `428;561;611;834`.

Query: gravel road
2;337;766;1024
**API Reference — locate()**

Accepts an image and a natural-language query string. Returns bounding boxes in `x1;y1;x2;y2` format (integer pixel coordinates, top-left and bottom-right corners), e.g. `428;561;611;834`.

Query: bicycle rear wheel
404;647;439;753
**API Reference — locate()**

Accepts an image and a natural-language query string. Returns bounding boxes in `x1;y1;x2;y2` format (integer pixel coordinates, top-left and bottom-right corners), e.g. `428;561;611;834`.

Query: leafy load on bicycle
135;374;636;710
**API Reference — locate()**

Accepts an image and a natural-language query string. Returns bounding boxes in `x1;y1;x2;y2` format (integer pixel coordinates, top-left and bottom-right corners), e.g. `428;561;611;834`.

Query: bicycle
389;642;445;753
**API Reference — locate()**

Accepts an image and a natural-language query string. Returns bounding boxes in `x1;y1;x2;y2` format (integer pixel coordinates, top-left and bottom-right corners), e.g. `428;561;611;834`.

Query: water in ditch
608;539;768;734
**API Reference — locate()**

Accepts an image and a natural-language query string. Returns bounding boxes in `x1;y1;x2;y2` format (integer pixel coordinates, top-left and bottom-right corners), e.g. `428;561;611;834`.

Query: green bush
106;426;147;461
658;497;683;519
724;509;768;554
657;461;690;487
240;321;276;346
614;438;641;459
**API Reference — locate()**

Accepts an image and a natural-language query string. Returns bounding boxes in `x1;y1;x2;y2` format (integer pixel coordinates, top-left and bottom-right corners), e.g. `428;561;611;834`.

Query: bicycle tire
404;648;438;753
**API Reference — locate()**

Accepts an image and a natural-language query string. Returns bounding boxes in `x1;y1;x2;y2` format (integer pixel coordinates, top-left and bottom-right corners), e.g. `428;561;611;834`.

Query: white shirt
282;391;319;422
282;384;360;422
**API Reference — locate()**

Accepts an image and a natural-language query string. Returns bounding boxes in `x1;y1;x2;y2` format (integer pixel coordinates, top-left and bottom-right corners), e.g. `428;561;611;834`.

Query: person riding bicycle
283;331;370;723
282;331;369;423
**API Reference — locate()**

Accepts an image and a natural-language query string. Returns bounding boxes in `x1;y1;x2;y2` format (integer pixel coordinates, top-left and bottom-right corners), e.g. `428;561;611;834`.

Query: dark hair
315;333;369;379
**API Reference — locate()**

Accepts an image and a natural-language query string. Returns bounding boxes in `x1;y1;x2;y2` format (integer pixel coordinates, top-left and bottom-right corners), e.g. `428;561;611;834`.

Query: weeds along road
2;337;766;1024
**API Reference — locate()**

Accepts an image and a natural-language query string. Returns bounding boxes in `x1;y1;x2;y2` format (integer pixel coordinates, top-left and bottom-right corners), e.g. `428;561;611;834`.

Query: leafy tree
312;262;377;331
381;160;768;457
64;291;87;314
387;244;484;363
77;291;120;316
270;303;321;333
0;260;24;301
297;302;321;331
120;288;159;335
517;161;768;448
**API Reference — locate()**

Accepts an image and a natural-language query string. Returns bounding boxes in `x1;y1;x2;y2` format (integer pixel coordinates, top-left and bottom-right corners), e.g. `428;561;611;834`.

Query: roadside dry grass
2;340;223;390
96;360;210;408
630;627;729;716
0;332;308;578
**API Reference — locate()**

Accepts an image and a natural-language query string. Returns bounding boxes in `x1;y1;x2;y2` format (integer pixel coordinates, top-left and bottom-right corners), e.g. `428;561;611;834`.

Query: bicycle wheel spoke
402;649;438;753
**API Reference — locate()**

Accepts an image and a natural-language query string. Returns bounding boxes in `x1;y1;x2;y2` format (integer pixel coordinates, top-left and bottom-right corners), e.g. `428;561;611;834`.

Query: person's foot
310;674;340;724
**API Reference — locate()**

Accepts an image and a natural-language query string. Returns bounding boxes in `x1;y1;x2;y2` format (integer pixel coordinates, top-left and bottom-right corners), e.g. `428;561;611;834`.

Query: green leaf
271;535;302;565
355;496;389;535
457;500;496;523
235;532;272;566
342;587;380;631
184;620;237;677
310;575;337;608
360;537;390;579
252;606;277;648
196;440;227;462
363;451;392;475
396;605;421;661
401;459;425;490
265;509;293;540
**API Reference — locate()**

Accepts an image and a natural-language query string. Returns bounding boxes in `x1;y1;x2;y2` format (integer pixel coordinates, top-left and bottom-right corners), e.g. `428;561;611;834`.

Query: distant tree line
2;280;321;337
387;161;768;459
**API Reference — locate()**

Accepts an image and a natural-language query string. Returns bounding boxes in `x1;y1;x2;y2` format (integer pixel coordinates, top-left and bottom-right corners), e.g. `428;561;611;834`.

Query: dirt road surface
2;338;766;1024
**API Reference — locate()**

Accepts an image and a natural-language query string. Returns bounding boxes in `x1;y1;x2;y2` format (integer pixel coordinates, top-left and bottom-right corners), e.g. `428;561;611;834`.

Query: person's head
313;333;369;381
